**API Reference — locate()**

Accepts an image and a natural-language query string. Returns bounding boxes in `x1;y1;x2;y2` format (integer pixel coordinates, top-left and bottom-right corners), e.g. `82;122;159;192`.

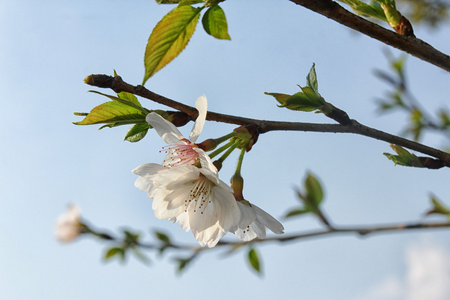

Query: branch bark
84;74;450;166
289;0;450;72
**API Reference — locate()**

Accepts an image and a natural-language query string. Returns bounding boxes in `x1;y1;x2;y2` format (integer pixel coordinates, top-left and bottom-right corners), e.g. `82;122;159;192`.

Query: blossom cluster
133;96;284;247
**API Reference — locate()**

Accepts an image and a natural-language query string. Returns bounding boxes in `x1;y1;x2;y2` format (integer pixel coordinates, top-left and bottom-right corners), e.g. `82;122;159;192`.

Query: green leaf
143;5;203;84
304;173;324;207
425;195;450;218
284;208;310;218
155;0;181;4
339;0;386;20
300;86;323;104
282;92;323;112
383;144;423;167
175;255;195;273
247;248;262;275
74;101;146;127
264;92;291;106
124;123;150;143
178;0;203;5
131;247;151;265
104;247;125;261
306;63;319;95
202;5;230;40
117;91;142;107
89;91;149;114
154;230;171;244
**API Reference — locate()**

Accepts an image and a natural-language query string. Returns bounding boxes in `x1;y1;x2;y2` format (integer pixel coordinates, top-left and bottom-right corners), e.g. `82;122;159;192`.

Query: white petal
132;163;165;195
146;112;184;144
152;181;190;219
196;148;218;173
193;225;226;248
189;95;207;143
132;163;164;177
177;213;190;232
211;185;241;232
235;202;257;229
234;224;260;241
55;204;81;242
252;204;284;234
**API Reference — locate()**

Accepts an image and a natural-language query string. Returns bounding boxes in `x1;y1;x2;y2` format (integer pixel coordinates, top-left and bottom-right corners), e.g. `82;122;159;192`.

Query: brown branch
84;74;450;166
91;220;450;251
289;0;450;72
212;221;450;247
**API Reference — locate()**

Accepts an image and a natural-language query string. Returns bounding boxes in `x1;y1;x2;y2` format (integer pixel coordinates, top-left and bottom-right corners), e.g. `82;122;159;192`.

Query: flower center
161;139;199;167
184;175;212;214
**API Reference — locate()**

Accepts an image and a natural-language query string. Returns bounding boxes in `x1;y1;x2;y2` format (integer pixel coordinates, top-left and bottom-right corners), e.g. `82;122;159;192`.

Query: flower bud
197;138;218;151
230;173;245;202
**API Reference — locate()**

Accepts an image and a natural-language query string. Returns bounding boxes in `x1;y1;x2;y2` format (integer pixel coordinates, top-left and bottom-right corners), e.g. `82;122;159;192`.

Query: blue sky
1;0;450;299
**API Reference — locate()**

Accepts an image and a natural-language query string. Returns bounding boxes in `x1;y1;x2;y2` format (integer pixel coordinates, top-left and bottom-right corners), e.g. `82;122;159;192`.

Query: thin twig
84;74;450;166
94;221;450;251
288;0;450;72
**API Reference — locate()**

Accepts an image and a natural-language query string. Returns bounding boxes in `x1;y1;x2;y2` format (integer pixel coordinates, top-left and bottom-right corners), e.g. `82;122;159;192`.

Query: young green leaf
73;101;146;127
247;248;262;275
202;5;231;40
304;172;324;207
425;195;450;218
383;144;423;167
131;247;151;265
154;230;171;244
282;92;323;112
339;0;386;20
143;5;203;84
264;92;291;106
104;247;125;261
306;63;319;95
124;123;150;143
117;91;142;107
178;0;204;6
89;91;149;114
175;255;196;273
155;0;182;3
284;208;311;218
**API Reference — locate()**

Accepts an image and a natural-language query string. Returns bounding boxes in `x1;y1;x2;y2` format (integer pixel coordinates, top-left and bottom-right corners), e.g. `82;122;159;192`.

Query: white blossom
146;95;216;171
55;204;83;243
234;201;284;241
133;164;241;247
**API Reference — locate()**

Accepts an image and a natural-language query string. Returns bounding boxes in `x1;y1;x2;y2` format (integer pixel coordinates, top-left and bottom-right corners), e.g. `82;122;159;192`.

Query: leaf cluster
104;229;150;265
376;55;450;141
143;0;230;84
265;64;326;113
285;173;325;219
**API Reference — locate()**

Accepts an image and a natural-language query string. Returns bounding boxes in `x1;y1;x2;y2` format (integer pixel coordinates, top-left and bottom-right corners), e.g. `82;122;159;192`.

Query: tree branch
88;220;450;252
289;0;450;72
84;74;450;166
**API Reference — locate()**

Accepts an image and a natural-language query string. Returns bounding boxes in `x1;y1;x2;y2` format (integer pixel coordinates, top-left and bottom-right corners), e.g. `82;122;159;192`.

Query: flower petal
211;185;241;232
189;95;207;143
253;204;284;234
132;163;165;197
233;203;284;241
146;112;184;144
196;148;218;173
55;204;82;242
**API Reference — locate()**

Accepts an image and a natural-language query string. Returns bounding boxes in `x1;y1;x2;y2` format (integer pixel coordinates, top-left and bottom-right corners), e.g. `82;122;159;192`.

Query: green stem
216;141;239;164
215;132;236;145
209;140;235;159
235;147;247;177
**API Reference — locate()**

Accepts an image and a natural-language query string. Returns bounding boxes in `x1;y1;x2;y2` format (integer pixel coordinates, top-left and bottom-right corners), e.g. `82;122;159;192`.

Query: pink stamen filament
160;141;199;167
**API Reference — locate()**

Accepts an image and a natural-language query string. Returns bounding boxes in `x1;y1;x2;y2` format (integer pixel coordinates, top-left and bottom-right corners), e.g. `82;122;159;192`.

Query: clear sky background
1;0;450;299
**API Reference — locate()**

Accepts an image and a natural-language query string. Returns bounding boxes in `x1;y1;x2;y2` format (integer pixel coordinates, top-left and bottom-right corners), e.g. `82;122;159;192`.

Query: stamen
160;140;199;167
184;175;212;214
